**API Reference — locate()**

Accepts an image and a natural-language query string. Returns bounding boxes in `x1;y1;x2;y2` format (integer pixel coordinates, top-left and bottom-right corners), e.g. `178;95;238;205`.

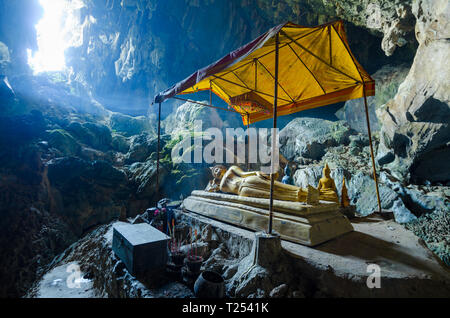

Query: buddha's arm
228;165;257;178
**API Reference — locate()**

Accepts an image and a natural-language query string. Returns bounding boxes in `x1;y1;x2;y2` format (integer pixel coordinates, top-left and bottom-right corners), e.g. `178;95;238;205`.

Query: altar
182;190;353;246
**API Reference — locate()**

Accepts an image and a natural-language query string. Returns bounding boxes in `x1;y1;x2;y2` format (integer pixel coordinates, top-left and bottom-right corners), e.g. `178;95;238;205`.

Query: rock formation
336;64;410;134
376;0;450;184
0;0;448;298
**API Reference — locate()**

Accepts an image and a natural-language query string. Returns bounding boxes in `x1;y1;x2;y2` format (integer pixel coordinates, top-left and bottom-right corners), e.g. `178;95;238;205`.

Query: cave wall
64;0;414;116
376;0;450;184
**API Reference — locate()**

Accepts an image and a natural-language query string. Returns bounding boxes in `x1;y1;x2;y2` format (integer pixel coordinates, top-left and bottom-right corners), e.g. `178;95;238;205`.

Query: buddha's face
211;165;226;180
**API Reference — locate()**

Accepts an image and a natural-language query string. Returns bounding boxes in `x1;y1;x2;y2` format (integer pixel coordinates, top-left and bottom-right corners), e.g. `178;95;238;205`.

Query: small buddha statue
281;164;293;185
340;177;350;208
317;163;339;203
206;165;319;204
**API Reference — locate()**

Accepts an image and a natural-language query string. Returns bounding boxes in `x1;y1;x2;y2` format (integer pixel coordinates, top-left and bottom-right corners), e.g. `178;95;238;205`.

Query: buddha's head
323;163;331;178
210;165;227;180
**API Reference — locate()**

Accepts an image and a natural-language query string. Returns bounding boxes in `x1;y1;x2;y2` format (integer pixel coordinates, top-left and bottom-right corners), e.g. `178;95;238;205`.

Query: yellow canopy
155;21;375;125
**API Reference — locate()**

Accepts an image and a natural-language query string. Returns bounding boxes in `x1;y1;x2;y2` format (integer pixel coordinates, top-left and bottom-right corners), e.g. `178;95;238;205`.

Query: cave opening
27;0;83;74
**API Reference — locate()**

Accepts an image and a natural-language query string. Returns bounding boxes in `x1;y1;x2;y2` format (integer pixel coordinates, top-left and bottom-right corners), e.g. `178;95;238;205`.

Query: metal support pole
363;87;382;213
268;32;279;234
156;102;161;201
246;113;250;171
209;83;212;105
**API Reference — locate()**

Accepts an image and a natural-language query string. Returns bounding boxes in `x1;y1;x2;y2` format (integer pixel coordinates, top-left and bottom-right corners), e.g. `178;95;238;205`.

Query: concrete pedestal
183;190;353;246
252;232;283;268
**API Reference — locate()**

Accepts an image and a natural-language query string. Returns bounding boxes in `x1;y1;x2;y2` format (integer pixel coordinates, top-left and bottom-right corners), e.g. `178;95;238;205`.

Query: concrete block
112;222;170;276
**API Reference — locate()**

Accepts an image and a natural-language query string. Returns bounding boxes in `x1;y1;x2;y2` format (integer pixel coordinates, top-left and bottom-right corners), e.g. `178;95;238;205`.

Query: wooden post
268;32;279;234
363;87;382;213
156;102;161;202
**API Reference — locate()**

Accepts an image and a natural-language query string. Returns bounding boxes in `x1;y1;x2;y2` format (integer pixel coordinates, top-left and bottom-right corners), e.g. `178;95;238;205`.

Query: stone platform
178;210;450;297
182;190;353;246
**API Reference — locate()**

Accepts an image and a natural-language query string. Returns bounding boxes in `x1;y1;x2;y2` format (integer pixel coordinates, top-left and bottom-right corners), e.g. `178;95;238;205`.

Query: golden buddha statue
340;177;350;207
317;163;339;203
206;165;319;204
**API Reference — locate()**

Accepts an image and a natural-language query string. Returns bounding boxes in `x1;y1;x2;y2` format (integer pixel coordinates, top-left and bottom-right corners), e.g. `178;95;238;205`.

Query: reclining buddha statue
206;164;341;204
205;165;320;204
190;163;353;247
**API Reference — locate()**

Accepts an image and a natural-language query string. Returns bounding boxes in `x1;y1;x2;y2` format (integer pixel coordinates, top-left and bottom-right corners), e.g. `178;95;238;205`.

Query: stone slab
190;190;338;216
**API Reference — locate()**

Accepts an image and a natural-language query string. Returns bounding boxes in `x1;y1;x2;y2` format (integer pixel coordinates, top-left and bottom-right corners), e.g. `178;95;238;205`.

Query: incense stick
167;221;173;252
189;228;193;259
194;229;198;259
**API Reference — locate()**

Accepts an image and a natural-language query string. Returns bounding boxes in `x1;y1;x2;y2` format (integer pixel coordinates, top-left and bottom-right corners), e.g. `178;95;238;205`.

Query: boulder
46;129;81;156
376;0;450;184
66;121;112;151
377;120;450;183
163;101;227;136
392;198;417;224
294;161;443;220
293;166;323;189
279;117;354;162
111;133;130;153
46;157;127;235
109;113;155;137
125;133;168;164
269;283;289;298
403;186;449;216
348;172;399;216
127;160;167;199
79;146;114;163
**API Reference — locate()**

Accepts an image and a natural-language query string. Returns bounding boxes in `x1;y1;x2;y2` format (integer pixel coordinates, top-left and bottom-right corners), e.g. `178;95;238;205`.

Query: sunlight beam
28;0;70;73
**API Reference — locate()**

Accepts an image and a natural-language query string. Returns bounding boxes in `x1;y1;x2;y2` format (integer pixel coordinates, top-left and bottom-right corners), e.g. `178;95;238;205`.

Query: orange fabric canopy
155;20;375;125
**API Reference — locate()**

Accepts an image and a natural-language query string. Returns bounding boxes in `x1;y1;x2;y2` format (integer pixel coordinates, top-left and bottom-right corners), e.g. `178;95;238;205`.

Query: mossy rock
46;129;81;156
66;121;112;151
109;113;155;137
111;133;130;153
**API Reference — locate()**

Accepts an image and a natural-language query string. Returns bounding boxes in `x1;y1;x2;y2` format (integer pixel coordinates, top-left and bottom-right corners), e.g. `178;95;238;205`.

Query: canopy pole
246;113;250;171
156;102;161;202
363;87;382;213
268;32;280;235
209;82;212;105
